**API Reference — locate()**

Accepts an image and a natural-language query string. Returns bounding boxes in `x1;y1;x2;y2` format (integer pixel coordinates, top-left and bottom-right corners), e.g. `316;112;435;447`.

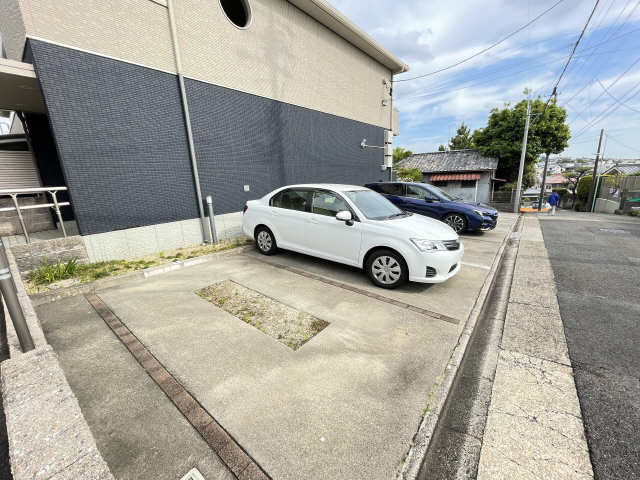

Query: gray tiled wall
30;40;385;236
30;39;199;236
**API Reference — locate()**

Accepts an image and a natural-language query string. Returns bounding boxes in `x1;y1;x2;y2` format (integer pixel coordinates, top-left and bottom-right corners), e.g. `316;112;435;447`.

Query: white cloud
328;0;640;158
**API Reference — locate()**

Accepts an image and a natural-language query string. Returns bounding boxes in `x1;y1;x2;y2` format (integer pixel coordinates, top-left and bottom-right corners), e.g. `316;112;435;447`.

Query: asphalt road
540;212;640;479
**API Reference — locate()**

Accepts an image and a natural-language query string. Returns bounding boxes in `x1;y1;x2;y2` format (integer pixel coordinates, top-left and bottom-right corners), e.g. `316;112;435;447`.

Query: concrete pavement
477;216;593;479
35;214;517;479
37;294;234;480
540;210;640;479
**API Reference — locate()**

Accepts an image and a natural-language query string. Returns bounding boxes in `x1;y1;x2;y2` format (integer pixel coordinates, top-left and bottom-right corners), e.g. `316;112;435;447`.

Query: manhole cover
599;228;629;234
180;469;206;480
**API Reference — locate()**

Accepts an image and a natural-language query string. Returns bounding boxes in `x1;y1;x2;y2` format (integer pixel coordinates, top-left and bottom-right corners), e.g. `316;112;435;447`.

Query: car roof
280;184;370;192
368;181;428;186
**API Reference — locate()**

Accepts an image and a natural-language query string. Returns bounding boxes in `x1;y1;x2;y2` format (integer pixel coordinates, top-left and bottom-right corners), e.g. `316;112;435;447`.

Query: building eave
287;0;409;74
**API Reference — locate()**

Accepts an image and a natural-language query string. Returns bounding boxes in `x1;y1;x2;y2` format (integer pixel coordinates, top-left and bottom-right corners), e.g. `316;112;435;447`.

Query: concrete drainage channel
410;217;522;479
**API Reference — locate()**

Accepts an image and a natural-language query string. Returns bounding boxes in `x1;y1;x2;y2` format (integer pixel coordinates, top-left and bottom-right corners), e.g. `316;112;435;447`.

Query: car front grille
443;240;460;251
425;266;437;277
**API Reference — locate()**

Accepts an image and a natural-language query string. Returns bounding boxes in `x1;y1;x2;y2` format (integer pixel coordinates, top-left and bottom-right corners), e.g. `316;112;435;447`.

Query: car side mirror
424;196;434;202
336;210;354;225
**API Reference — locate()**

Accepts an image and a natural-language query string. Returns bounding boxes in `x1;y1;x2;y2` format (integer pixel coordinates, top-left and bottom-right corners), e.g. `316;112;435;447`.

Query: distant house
399;149;499;203
602;164;640;176
545;173;569;190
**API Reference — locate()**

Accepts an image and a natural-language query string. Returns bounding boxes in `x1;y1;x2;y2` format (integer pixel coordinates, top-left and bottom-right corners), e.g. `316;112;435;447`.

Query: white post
474;179;479;203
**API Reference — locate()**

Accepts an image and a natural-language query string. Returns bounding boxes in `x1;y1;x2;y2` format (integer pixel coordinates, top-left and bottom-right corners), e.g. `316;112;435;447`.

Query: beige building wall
16;0;177;72
175;0;393;128
4;0;394;128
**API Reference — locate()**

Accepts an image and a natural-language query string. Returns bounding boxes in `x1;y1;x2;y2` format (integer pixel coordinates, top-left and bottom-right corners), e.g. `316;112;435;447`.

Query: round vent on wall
220;0;251;28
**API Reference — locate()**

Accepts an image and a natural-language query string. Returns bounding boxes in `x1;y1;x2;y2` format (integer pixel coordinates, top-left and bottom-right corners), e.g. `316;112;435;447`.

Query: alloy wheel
445;214;466;233
257;230;272;252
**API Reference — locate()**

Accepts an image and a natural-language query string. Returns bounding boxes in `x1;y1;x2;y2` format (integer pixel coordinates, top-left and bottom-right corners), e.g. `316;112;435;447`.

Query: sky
328;0;640;160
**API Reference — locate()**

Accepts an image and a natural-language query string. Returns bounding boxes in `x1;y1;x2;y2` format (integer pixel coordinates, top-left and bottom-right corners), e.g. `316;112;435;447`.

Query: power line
561;0;620;85
569;54;640;126
573;80;640;137
394;0;566;83
542;0;601;113
398;40;640;103
606;133;640;153
597;79;640;112
562;1;640;107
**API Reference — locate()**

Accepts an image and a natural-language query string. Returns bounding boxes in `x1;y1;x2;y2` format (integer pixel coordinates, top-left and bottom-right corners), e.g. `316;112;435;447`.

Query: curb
30;244;255;306
397;216;522;479
0;239;115;480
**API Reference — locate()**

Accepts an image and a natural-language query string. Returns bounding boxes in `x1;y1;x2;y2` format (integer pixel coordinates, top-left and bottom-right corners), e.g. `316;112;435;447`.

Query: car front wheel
366;249;408;289
255;226;277;255
443;213;467;233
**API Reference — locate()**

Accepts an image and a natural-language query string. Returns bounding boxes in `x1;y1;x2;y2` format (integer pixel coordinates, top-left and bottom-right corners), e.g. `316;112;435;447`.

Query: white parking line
461;262;491;270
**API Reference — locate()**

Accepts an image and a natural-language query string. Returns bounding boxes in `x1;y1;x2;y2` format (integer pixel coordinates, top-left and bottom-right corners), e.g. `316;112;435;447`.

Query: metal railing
0;242;35;352
0;187;70;244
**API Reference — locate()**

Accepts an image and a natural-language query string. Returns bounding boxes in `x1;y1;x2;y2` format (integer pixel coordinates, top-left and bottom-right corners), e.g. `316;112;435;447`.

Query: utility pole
537;152;550;212
586;128;604;212
387;79;394;181
514;93;532;214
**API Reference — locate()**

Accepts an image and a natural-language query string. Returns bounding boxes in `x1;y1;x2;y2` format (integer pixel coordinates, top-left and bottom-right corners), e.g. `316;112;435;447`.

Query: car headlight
411;238;447;252
473;209;485;216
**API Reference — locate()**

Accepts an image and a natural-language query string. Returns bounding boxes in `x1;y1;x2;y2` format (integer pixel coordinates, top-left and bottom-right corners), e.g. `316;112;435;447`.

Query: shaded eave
288;0;409;74
0;58;46;113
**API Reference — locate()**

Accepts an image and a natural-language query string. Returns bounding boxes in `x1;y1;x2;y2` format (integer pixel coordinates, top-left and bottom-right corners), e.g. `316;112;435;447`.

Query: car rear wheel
365;249;408;289
255;226;277;255
444;213;467;233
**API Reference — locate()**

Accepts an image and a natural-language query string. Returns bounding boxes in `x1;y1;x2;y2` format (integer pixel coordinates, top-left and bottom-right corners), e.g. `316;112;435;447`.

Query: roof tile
399;149;498;173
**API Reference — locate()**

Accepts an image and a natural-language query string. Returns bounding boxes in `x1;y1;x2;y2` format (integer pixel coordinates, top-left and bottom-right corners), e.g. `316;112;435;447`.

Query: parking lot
37;213;517;480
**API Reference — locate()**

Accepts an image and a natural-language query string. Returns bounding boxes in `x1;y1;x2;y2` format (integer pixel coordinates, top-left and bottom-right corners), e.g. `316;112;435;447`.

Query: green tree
448;122;474;150
565;167;591;208
473;97;571;189
393;147;413;167
397;167;423;182
538;99;571;194
438;144;447;152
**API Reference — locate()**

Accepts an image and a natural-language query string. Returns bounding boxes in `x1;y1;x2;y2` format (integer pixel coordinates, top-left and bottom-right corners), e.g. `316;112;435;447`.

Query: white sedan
242;184;464;289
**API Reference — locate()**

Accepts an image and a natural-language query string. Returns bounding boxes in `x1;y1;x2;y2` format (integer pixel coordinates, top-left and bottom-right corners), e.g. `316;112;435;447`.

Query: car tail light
242;204;248;214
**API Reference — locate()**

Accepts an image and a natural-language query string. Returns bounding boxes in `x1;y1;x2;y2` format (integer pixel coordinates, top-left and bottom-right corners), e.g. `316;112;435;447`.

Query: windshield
426;184;459;201
344;190;406;220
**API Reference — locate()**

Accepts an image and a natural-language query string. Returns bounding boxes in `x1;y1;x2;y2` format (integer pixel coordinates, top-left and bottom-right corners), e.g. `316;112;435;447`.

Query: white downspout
474;178;478;203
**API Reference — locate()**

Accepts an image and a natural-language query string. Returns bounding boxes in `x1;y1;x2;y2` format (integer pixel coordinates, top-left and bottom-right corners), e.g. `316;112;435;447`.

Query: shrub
500;181;516;192
397;167;423;182
577;175;593;200
28;258;79;285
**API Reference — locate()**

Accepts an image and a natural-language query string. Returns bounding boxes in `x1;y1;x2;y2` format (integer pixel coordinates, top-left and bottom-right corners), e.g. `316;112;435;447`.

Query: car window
377;183;403;195
405;185;428;199
311;190;348;217
344;190;403;220
271;189;310;212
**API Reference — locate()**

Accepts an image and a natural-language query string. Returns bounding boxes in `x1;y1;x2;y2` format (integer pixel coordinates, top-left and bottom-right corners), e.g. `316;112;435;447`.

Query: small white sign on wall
244;185;250;192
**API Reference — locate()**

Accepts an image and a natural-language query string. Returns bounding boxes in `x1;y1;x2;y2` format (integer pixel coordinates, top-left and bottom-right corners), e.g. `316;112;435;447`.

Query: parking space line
246;256;460;325
461;262;491;270
85;293;271;480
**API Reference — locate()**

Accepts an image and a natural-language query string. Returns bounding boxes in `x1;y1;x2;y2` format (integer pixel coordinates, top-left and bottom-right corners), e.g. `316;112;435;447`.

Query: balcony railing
0;187;70;244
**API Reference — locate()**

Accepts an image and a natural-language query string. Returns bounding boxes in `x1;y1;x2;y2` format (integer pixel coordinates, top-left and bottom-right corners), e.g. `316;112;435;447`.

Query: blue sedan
365;182;499;234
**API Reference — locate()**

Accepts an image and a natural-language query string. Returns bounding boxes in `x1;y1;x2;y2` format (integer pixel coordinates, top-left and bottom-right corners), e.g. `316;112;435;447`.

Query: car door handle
308;218;320;224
